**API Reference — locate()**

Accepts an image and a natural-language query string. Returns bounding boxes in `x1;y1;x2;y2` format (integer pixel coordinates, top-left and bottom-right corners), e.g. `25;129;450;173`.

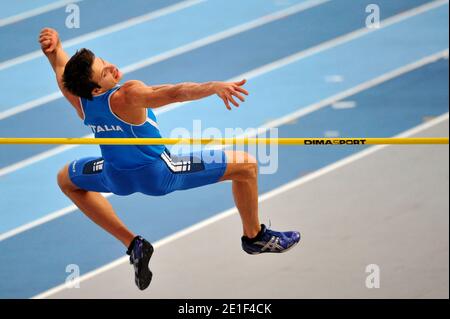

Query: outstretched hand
215;79;249;110
39;28;60;54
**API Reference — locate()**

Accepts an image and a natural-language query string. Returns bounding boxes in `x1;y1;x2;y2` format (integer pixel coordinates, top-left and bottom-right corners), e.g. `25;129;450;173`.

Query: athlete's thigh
160;148;228;192
68;157;111;193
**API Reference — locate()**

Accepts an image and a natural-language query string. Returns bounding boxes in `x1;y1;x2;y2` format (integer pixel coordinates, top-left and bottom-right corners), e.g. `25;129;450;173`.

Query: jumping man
39;28;301;290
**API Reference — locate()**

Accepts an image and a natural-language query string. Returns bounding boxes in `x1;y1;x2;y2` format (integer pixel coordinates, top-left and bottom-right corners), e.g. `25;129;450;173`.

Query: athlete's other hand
39;28;60;54
215;79;249;110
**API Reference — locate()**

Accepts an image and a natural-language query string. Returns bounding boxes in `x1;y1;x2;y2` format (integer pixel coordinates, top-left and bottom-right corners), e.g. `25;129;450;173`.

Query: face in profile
63;48;123;99
90;57;123;93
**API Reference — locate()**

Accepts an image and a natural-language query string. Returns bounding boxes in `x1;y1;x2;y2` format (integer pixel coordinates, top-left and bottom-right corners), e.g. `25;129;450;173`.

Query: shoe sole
133;244;154;290
244;235;301;255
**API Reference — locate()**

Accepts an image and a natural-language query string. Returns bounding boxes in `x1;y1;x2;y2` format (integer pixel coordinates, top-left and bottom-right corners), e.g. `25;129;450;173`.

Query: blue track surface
0;0;308;108
0;0;61;19
0;0;448;298
0;0;439;167
0;0;185;62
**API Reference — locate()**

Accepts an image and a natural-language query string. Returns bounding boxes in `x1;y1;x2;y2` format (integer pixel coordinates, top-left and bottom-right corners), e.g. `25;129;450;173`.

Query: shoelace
266;219;282;237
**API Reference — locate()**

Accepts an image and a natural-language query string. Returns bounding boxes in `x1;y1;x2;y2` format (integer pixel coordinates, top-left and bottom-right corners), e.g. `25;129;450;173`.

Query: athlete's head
63;48;123;100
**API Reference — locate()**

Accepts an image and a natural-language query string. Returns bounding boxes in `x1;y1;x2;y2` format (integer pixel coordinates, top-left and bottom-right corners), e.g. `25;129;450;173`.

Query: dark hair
63;48;100;100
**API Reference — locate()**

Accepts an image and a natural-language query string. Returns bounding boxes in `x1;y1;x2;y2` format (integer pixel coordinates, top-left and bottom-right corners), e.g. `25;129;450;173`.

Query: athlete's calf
219;151;260;238
56;164;135;247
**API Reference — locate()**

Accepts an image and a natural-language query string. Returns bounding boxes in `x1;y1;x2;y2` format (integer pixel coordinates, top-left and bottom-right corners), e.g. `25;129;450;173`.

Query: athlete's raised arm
121;79;249;110
39;28;83;118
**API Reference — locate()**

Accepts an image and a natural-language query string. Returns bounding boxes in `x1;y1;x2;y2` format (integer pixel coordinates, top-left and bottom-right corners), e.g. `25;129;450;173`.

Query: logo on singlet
88;124;124;134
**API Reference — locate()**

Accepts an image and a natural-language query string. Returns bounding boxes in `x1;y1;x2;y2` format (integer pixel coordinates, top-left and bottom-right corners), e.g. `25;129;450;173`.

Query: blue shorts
68;148;228;196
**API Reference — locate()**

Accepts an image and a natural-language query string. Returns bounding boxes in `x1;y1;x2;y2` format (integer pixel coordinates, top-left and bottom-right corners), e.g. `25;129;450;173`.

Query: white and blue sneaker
241;224;301;254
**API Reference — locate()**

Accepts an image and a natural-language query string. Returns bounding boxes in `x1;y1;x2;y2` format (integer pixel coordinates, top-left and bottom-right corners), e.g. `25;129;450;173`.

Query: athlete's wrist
211;81;225;94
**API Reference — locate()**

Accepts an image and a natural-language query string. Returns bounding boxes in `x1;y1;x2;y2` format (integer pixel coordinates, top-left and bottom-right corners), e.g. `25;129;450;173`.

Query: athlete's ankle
242;224;264;243
125;235;140;253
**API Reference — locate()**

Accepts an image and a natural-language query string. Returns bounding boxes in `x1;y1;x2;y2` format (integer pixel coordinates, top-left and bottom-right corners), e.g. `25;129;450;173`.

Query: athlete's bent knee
57;164;77;194
243;153;258;179
246;161;258;180
222;151;258;181
236;153;258;181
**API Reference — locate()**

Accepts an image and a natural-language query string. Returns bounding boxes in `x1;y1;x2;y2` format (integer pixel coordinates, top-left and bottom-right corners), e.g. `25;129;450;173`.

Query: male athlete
39;28;300;290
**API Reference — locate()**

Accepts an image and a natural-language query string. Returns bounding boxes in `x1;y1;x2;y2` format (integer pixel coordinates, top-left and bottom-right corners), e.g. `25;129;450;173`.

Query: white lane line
101;0;450;118
0;143;82;177
226;0;449;82
32;112;449;299
0;0;329;120
120;0;330;74
1;0;447;121
325;75;344;83
0;194;113;243
239;50;449;140
324;130;340;137
0;0;206;72
1;49;447;242
0;92;64;120
332;101;357;109
0;0;83;27
2;0;446;120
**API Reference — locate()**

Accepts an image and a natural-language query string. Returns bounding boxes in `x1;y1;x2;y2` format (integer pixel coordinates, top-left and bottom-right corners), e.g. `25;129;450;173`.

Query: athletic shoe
241;224;300;254
126;236;154;290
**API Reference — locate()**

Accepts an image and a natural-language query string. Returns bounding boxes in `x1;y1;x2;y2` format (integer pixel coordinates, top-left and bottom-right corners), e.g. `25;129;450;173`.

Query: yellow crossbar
0;137;448;145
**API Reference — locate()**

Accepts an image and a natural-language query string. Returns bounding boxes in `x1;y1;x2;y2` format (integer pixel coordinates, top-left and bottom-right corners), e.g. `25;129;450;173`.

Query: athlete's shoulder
121;80;146;90
114;80;148;109
113;80;144;99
